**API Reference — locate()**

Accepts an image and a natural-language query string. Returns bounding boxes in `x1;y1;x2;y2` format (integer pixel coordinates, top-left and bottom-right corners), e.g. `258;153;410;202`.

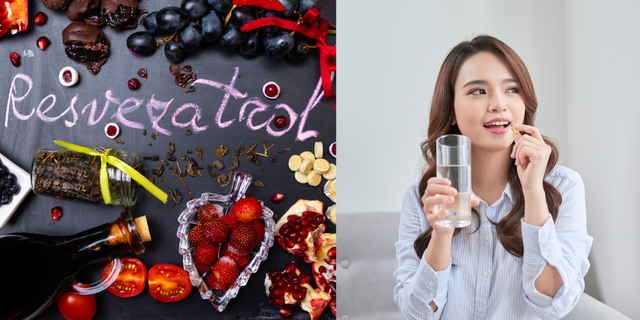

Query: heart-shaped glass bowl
176;171;276;311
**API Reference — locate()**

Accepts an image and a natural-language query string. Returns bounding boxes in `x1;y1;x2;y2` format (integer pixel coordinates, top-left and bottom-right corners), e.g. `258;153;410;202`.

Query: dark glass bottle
0;207;150;320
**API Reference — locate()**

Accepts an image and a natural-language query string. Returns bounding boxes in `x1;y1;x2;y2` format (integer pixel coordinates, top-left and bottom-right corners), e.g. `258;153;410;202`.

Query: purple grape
201;10;223;44
127;32;157;55
179;23;203;52
232;5;255;27
298;0;321;16
143;11;165;35
157;6;189;32
239;31;263;58
181;0;210;19
286;39;311;62
264;31;294;59
164;41;187;63
207;0;232;14
220;23;247;50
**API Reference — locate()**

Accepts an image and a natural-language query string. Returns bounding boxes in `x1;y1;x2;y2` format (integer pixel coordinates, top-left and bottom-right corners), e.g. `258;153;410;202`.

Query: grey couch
338;212;629;320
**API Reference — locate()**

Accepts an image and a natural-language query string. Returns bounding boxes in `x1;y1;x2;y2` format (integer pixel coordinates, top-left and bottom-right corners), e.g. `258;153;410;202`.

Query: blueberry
8;183;19;195
164;41;187;63
264;31;295;59
178;23;203;53
7;173;15;183
1;179;11;189
0;164;7;176
1;194;11;205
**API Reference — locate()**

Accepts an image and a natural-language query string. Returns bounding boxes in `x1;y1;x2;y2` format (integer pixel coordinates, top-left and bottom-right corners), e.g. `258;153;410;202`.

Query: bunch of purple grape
126;0;322;63
0;160;20;205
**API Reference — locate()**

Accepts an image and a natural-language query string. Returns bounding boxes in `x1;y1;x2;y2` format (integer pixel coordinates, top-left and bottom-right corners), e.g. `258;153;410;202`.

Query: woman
393;35;593;320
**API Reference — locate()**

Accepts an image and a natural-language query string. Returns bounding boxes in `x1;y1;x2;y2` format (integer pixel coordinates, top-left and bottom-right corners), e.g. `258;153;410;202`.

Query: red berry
51;206;62;220
273;115;288;128
36;36;51;50
127;78;140;90
329;142;336;157
271;193;285;203
263;82;280;99
34;12;47;26
9;52;20;67
62;70;72;83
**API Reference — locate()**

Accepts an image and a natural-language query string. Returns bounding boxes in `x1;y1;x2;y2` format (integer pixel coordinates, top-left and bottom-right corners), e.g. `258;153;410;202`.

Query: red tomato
57;292;97;320
102;257;147;298
148;263;192;303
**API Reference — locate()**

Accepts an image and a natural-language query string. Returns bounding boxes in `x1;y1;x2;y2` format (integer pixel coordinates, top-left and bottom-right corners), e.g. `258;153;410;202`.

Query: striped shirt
394;165;593;320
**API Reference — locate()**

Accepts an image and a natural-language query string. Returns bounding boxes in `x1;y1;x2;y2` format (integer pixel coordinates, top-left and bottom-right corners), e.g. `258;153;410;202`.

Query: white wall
340;0;639;318
565;1;640;318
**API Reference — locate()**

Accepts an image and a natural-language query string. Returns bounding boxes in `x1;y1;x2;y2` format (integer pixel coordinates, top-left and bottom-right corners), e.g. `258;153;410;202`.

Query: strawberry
203;219;230;245
220;214;239;230
229;223;258;253
252;220;265;247
194;243;219;272
224;253;251;269
231;197;263;223
210;256;239;292
188;224;205;247
198;204;223;223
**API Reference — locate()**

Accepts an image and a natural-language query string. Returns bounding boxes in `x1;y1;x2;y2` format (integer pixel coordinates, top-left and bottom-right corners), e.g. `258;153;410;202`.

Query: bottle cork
134;216;152;242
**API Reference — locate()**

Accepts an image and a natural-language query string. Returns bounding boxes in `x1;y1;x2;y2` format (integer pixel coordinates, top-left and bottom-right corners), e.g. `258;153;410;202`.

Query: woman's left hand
510;124;551;191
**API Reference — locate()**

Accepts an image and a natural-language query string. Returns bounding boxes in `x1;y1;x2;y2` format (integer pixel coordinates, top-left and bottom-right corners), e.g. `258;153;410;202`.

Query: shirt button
428;281;435;287
482;271;488;277
429;292;435;298
543;251;549;257
540;238;547;244
478;307;484;313
484;235;490;241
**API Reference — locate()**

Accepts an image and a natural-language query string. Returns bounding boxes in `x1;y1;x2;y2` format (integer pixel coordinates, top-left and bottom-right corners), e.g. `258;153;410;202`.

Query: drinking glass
436;134;471;227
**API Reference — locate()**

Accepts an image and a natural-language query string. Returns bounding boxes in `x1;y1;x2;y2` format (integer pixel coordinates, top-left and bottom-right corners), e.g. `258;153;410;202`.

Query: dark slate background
0;0;336;318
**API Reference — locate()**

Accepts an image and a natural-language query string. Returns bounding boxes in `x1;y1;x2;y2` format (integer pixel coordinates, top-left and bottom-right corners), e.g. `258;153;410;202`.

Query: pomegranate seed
273;115;288;128
34;12;48;25
271;192;285;203
328;247;336;259
51;206;62;220
9;52;20;67
127;78;140;90
319;265;326;273
36;36;51;50
279;308;292;319
292;291;305;301
263;81;280;99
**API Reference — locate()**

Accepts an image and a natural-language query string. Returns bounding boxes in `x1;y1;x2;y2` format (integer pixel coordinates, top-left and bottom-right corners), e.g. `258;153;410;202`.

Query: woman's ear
451;118;457;125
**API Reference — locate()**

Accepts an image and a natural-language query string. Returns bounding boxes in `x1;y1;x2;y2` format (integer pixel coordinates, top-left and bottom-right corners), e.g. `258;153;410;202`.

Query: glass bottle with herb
0;207;151;320
30;147;140;206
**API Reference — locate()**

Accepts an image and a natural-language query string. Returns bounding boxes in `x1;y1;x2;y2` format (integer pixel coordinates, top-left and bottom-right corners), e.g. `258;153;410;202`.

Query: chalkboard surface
0;0;336;318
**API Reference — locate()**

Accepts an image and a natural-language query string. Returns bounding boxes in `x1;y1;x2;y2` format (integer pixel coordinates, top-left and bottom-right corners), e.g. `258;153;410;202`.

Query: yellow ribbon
54;140;168;204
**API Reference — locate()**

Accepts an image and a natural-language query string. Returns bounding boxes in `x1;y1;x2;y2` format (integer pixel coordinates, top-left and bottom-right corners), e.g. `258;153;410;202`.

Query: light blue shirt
394;165;593;320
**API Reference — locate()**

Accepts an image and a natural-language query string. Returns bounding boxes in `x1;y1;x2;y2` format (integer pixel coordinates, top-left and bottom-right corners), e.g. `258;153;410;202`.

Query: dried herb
254;180;265;187
217;173;231;187
148;142;152;146
151;133;156;140
181;171;187;177
186;150;193;154
196;147;203;159
212;160;224;170
143;129;147;136
229;155;239;172
176;161;183;175
207;165;218;178
262;139;268;143
159;159;169;166
149;177;155;184
216;145;228;158
186;86;195;94
116;139;124;145
235;143;245;156
32;151;104;203
168;166;177;174
152;164;164;177
166;152;176;161
168;142;176;154
278;147;290;155
167;188;182;207
181;155;190;161
246;142;257;154
186;160;203;177
173;173;192;194
175;72;197;88
188;196;194;201
143;155;159;161
162;179;167;183
261;168;267;171
155;131;159;137
253;158;261;165
246;154;255;162
186;130;193;136
269;157;277;163
182;65;193;72
137;68;148;79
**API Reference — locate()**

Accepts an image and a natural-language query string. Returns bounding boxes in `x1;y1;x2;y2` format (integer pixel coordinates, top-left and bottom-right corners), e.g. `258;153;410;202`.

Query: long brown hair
413;35;562;259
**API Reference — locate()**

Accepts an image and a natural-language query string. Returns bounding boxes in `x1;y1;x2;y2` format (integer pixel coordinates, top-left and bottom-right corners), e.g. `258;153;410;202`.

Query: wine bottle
0;206;151;320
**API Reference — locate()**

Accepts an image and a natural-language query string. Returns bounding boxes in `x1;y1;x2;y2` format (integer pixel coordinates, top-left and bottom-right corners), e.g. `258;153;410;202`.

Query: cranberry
36;36;51;50
273;115;288;128
59;66;79;87
34;12;48;26
127;78;140;90
329;142;336;157
63;70;72;83
9;52;20;67
271;192;285;203
104;122;120;139
263;81;280;99
51;206;62;221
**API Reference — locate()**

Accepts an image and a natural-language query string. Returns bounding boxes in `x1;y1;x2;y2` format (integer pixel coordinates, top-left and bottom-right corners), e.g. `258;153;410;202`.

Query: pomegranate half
274;199;326;263
312;233;336;316
0;0;28;38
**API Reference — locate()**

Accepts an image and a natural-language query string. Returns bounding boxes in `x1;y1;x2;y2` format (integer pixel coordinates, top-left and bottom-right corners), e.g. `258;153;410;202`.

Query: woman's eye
507;87;519;93
469;88;486;95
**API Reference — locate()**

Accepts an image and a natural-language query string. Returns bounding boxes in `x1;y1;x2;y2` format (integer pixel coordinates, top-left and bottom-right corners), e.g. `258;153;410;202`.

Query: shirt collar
471;182;515;207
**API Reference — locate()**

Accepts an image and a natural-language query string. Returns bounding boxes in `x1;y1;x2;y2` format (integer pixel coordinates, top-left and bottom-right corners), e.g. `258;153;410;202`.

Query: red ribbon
233;0;285;11
241;8;336;99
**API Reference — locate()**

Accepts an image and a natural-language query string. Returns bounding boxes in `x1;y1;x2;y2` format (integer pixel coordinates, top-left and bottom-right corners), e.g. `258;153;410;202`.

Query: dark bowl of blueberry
0;153;30;228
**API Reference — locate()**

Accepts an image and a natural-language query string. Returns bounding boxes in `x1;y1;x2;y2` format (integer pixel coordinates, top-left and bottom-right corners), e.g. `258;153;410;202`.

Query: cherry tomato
102;257;147;298
57;292;97;320
148;263;192;303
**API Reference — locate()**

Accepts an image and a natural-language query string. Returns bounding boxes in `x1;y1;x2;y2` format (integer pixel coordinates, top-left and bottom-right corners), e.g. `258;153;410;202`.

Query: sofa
338;211;629;320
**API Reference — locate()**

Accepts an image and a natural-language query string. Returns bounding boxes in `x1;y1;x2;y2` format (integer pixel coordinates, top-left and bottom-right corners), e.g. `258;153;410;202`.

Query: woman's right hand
421;177;459;236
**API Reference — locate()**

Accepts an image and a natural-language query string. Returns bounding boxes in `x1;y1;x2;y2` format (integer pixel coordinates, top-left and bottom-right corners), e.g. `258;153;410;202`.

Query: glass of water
436;134;471;228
